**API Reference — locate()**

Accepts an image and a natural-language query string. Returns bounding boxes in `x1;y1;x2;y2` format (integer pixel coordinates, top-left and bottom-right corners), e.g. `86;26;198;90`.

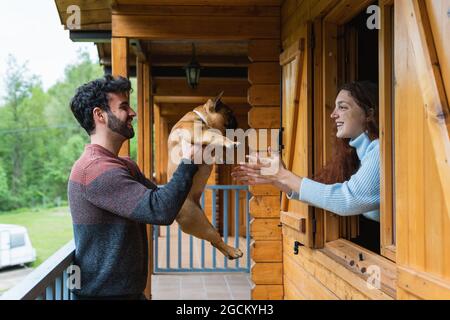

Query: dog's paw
227;248;244;260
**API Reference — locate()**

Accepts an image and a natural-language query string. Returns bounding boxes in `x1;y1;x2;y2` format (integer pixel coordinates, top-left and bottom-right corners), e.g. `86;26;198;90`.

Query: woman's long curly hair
314;81;379;184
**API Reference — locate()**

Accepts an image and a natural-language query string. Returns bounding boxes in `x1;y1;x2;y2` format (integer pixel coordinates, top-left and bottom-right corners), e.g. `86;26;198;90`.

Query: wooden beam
143;60;153;300
112;14;280;40
249;196;282;218
251;240;282;262
154;96;247;104
248;62;281;85
247;85;280;106
250;218;282;241
130;40;146;63
64;23;112;31
251;262;283;285
151;55;250;67
56;0;111;12
248;107;280;128
251;284;283;300
136;61;144;171
115;0;282;6
112;37;130;157
159;103;251;117
112;5;280;17
153;77;249;99
248;39;281;62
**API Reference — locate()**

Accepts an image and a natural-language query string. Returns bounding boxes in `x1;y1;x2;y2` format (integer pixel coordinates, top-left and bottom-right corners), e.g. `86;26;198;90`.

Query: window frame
379;0;396;262
319;0;396;260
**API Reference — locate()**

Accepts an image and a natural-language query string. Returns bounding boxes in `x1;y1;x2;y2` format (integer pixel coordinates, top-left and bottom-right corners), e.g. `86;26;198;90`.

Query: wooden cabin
54;0;450;300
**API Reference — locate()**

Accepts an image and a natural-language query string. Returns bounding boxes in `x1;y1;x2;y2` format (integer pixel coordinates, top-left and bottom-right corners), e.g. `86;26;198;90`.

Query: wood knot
349;260;355;267
437;111;448;121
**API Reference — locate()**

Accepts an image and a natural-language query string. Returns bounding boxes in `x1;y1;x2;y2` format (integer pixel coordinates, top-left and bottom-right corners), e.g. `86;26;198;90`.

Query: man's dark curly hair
70;75;132;135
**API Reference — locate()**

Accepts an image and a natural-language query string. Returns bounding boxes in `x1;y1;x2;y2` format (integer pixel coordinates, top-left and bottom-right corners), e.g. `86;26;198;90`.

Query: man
68;75;199;300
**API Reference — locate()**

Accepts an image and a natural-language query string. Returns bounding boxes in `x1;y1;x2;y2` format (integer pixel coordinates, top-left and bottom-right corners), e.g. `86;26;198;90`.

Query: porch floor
151;273;252;300
152;223;251;300
155;223;249;270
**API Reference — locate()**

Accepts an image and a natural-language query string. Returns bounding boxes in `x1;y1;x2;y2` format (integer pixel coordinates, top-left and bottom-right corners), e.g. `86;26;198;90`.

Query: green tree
0;50;141;212
1;55;40;200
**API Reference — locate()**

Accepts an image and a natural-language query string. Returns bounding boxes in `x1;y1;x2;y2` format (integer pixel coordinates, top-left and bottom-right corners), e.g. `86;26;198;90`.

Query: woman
232;81;380;252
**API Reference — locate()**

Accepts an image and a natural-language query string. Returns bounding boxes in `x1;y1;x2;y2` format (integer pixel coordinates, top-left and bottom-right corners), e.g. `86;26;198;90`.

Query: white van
0;224;36;269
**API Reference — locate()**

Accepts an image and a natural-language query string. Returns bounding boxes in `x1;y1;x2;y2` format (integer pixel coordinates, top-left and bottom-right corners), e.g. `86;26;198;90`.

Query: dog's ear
211;91;224;111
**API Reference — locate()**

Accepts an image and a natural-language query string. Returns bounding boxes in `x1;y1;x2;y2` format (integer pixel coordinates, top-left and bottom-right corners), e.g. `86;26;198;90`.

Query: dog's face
202;93;238;132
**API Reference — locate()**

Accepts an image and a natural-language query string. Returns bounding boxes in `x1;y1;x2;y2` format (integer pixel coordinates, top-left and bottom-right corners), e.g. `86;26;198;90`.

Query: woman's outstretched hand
231;148;302;195
232;148;285;185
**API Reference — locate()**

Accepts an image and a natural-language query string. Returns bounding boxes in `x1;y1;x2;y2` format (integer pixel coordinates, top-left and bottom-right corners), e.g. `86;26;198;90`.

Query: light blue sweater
288;132;380;222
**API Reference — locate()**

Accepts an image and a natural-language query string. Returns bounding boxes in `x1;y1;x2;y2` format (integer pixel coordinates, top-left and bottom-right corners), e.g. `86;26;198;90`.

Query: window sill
319;239;397;299
382;244;396;262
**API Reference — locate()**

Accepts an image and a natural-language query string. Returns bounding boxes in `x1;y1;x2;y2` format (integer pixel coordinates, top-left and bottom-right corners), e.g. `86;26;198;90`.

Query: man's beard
107;111;135;139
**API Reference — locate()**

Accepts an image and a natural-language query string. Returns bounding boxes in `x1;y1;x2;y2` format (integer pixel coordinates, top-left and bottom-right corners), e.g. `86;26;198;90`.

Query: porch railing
1;240;76;300
154;185;251;273
1;185;252;299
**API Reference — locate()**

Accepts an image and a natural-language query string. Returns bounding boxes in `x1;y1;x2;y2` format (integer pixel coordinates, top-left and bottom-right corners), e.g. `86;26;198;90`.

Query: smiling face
331;90;368;139
105;92;136;139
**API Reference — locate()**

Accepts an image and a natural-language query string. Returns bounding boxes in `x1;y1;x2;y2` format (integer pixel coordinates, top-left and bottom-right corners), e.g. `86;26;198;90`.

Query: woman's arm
297;145;380;215
232;153;303;194
233;144;380;216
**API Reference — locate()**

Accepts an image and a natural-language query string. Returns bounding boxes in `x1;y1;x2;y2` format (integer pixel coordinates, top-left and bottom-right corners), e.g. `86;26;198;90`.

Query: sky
0;0;99;103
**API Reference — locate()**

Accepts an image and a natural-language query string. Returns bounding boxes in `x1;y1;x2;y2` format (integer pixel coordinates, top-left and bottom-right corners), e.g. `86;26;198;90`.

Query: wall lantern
183;43;202;89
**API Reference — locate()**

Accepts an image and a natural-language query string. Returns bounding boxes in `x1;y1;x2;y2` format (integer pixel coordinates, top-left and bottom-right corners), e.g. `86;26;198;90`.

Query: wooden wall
279;0;450;300
248;38;283;299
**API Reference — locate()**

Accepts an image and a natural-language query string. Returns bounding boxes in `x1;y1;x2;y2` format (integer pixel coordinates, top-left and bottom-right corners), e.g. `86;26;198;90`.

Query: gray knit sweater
67;144;198;297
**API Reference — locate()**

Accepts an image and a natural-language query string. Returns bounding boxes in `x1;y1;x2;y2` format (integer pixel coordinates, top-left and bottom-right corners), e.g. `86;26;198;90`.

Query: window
10;233;25;249
319;0;396;259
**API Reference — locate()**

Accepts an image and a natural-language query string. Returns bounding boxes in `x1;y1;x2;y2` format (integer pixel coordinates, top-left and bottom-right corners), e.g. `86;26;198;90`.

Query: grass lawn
0;206;73;267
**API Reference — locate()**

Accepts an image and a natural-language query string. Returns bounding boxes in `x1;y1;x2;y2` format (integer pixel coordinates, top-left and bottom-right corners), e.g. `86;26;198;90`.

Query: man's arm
83;158;198;225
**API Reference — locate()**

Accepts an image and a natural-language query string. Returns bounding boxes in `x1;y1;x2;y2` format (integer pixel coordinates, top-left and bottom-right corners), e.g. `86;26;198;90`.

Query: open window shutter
395;0;450;299
279;23;315;248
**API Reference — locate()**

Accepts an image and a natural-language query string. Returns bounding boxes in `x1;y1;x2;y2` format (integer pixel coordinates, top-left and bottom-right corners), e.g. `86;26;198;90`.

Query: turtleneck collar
85;144;118;158
349;132;372;160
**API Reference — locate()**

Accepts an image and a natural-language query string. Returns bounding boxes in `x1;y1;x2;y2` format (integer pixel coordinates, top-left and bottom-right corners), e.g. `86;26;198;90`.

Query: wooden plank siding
247;34;282;299
112;15;280;40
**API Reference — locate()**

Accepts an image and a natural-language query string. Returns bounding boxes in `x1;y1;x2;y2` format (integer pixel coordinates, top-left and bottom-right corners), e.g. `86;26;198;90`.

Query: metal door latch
294;241;304;255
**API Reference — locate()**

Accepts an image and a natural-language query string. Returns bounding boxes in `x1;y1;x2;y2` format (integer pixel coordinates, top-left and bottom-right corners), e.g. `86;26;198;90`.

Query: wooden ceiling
55;0;274;117
56;0;272;67
97;40;249;68
114;0;282;6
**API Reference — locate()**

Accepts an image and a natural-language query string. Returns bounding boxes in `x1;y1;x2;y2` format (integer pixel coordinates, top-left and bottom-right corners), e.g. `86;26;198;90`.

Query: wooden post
143;61;154;300
111;37;130;157
136;52;155;300
248;39;283;300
